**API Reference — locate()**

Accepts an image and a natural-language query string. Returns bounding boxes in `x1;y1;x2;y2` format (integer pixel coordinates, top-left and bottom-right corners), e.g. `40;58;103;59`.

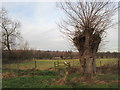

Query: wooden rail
54;61;71;70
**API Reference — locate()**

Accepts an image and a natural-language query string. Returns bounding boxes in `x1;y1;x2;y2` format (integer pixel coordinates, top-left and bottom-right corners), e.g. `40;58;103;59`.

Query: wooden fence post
57;62;59;68
33;60;37;76
118;60;119;67
67;62;71;68
73;59;74;66
118;60;120;72
100;60;102;74
54;62;60;71
54;62;56;70
17;63;20;76
34;60;37;69
54;62;58;71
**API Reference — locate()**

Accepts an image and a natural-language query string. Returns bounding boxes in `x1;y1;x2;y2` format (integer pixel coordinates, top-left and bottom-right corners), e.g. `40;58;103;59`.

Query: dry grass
2;72;17;79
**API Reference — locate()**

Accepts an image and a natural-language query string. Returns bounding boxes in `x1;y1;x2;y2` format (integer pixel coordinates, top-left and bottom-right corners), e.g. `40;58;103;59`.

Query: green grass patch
67;73;81;80
3;72;119;88
3;70;60;88
3;58;118;70
96;74;119;81
96;58;118;67
85;84;119;88
3;76;54;88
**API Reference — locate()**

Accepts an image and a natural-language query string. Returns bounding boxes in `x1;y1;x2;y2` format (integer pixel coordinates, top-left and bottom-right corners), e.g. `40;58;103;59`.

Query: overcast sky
1;1;118;52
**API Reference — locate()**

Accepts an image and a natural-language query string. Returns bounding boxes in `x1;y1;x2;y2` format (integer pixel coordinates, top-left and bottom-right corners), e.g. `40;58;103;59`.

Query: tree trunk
92;53;96;75
6;35;11;52
6;35;11;61
79;31;96;78
80;52;96;77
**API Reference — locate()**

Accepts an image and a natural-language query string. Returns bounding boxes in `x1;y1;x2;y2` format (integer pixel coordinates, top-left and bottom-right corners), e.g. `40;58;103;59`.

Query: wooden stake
100;61;102;74
17;62;20;76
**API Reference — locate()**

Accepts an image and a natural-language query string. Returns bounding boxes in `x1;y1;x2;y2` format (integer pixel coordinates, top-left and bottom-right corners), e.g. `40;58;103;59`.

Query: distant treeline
2;50;120;63
2;50;78;63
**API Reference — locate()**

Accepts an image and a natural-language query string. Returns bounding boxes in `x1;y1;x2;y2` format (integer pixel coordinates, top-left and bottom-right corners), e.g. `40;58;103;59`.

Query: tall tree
0;8;21;52
57;0;117;77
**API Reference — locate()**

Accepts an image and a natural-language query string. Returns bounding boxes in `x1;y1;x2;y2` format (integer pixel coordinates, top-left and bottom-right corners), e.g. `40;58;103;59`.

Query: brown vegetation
2;72;17;79
54;62;119;86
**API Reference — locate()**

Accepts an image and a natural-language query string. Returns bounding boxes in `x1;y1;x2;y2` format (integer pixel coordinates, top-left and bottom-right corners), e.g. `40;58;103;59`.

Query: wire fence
2;58;119;78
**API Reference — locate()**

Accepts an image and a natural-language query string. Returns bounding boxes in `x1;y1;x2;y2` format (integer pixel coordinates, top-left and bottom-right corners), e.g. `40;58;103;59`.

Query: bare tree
0;8;21;52
57;0;117;77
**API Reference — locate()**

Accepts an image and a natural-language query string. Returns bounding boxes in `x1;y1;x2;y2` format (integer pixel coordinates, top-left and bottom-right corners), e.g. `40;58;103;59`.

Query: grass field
3;58;118;70
2;58;119;88
2;70;119;88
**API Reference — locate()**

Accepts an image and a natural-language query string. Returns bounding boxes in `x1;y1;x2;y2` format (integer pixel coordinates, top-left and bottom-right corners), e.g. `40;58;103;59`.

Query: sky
1;1;119;52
